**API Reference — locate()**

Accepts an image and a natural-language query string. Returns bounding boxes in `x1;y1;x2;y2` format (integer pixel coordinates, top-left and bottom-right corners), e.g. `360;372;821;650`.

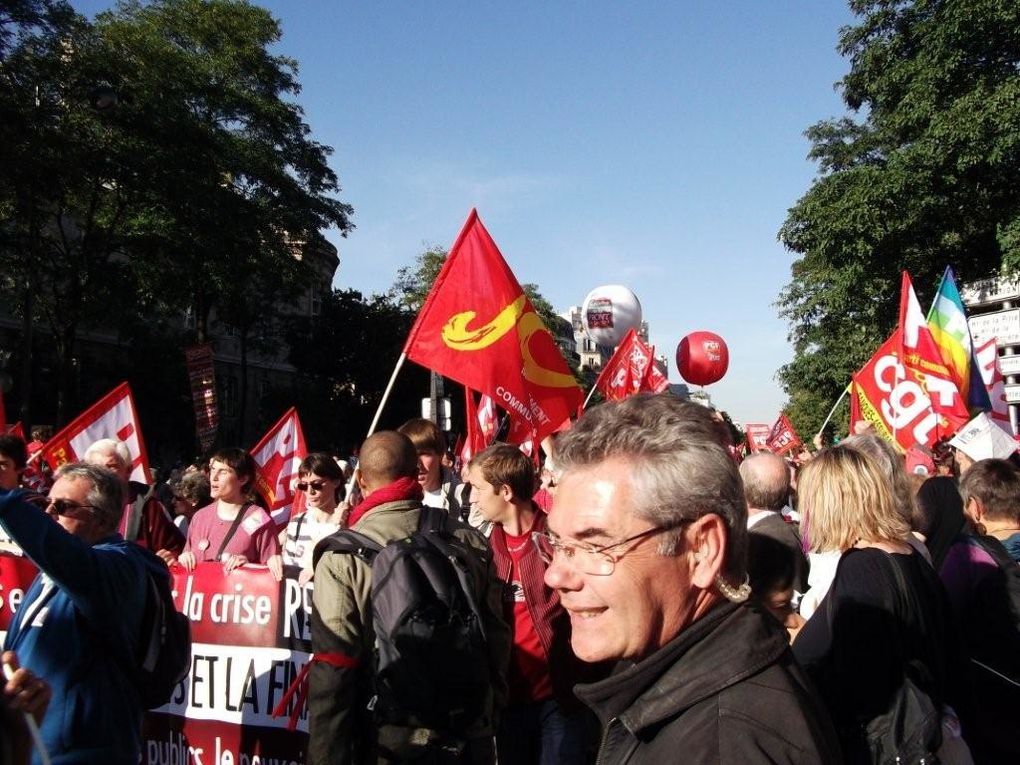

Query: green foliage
0;0;352;427
283;288;429;448
777;0;1020;436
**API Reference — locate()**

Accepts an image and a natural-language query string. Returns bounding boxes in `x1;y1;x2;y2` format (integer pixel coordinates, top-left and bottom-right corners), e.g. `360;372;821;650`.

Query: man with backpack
0;462;171;763
309;431;510;765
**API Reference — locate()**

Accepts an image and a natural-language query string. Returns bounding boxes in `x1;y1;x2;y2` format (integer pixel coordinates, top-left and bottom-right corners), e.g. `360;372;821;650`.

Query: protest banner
185;344;219;453
744;423;771;453
0;553;313;765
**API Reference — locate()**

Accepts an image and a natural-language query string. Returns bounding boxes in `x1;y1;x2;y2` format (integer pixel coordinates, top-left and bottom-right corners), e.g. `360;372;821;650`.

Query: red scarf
345;476;423;528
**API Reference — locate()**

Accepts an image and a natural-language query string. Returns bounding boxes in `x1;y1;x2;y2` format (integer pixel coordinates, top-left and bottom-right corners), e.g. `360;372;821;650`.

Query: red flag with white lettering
744;423;771;453
250;408;307;526
41;382;152;483
765;413;802;456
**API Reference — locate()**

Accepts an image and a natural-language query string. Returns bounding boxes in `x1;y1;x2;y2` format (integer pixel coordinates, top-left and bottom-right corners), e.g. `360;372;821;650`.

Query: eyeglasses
296;479;328;492
532;524;682;576
46;498;99;519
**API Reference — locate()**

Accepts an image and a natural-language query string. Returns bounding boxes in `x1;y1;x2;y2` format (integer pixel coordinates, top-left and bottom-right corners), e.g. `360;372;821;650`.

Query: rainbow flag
926;266;992;411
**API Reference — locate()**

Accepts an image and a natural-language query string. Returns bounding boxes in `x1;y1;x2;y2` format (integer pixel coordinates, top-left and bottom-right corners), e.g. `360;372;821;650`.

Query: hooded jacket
575;601;842;764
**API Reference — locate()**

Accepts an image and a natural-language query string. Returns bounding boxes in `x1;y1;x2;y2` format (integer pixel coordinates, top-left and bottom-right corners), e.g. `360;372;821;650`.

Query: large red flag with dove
41;382;151;483
403;209;583;443
250;408;307;526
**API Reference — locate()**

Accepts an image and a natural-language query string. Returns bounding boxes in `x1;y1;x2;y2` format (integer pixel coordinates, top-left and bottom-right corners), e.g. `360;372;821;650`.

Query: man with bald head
740;452;809;597
309;431;509;765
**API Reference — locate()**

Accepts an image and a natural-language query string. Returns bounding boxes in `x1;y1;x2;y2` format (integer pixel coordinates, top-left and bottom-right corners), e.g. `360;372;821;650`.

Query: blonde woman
791;446;967;764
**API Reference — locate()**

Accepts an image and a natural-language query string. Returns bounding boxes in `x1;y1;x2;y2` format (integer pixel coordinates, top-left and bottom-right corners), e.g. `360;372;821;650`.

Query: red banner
403;210;582;442
0;556;313;763
250;409;307;527
185;344;219;453
41;382;152;483
744;423;771;453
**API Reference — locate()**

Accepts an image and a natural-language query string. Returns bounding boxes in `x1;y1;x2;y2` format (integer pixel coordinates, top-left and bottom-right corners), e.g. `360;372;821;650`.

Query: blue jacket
0;489;159;764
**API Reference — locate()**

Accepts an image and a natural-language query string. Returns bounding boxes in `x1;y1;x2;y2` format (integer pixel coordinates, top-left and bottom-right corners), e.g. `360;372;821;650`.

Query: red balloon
676;331;729;386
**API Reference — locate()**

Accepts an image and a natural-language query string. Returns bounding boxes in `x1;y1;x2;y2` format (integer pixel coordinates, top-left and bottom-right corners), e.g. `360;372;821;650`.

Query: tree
0;0;352;427
283;288;430;448
777;0;1020;437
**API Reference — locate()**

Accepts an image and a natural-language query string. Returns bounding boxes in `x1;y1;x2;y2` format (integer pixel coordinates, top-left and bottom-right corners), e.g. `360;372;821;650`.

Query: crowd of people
0;392;1018;763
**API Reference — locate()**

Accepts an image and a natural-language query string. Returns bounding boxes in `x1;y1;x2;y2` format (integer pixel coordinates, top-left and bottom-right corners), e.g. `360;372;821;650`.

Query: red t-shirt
504;529;554;704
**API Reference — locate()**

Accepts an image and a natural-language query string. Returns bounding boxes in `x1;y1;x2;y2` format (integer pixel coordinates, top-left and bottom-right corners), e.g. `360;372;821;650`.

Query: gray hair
840;434;916;524
83;438;131;470
556;393;747;581
739;452;791;512
54;462;124;531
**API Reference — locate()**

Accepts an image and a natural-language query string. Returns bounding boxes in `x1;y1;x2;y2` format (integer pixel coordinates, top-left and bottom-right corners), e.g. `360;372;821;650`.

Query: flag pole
367;352;407;438
817;385;850;438
581;384;600;411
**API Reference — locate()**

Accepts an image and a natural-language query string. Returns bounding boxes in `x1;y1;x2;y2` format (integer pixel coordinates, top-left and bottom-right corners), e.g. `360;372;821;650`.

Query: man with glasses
0;462;167;763
538;394;840;764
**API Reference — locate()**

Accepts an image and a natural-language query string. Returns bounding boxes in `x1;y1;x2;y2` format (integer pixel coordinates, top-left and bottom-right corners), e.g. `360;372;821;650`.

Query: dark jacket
575;601;842;764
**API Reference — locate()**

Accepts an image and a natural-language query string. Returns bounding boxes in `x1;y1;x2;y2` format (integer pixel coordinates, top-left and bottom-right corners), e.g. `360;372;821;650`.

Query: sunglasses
296;479;329;492
46;498;99;518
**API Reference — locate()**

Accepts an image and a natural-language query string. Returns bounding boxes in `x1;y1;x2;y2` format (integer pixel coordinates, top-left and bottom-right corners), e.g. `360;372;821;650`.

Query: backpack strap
215;503;253;561
312;528;382;571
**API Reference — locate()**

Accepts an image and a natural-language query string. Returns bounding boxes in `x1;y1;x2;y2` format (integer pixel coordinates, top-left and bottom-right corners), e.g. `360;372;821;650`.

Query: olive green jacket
308;498;510;765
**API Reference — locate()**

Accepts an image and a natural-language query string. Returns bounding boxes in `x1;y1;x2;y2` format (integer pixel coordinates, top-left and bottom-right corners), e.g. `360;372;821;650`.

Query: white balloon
581;285;643;348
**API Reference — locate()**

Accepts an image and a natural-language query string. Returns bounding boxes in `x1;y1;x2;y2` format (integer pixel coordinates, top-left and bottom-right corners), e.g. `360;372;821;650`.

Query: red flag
593;329;643;401
642;349;670;394
250;407;307;526
41;382;152;483
852;329;946;451
974;338;1014;434
594;329;668;401
3;422;25;440
477;393;498;445
403;210;582;442
898;272;969;440
765;413;802;456
744;423;771;453
507;417;539;465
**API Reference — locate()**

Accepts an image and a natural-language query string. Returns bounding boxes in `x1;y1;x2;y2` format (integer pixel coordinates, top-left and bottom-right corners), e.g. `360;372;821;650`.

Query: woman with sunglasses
174;448;281;579
279;453;346;585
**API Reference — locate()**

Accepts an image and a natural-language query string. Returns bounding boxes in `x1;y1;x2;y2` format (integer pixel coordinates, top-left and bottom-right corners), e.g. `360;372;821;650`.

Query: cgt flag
404;210;583;442
41;382;151;483
250;408;307;526
765;413;802;456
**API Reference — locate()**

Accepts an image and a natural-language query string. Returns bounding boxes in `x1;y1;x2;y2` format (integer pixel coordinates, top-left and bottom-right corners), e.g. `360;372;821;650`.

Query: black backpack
313;507;492;743
135;566;192;709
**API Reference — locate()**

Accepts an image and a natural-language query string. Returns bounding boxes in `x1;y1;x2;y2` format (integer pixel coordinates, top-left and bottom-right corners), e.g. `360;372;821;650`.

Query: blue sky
74;1;857;424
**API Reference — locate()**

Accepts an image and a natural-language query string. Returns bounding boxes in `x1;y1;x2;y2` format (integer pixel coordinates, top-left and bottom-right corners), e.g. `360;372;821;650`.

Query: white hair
83;438;132;469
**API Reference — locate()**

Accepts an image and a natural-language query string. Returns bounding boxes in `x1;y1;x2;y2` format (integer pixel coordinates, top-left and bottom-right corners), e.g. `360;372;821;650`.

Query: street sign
960;276;1020;307
969;309;1020;346
999;355;1020;376
1004;385;1020;404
